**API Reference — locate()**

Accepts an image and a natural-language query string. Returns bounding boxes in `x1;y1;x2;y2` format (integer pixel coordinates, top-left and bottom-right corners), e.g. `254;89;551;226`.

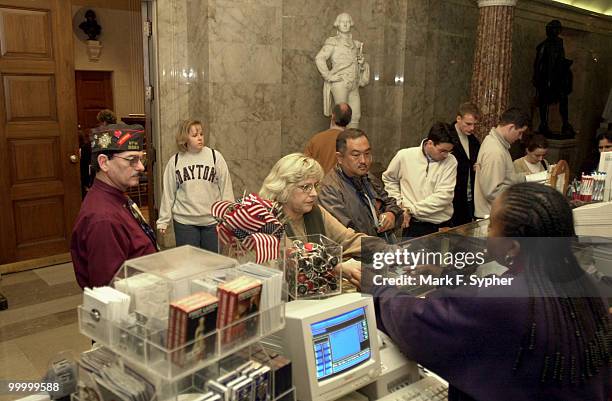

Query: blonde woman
157;120;234;251
260;153;367;287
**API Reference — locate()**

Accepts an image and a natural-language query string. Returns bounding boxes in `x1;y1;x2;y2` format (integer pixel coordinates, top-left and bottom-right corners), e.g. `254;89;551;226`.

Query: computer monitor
281;293;381;401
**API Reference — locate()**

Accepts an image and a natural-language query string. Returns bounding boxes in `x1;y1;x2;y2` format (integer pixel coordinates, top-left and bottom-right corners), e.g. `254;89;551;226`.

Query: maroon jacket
71;179;157;289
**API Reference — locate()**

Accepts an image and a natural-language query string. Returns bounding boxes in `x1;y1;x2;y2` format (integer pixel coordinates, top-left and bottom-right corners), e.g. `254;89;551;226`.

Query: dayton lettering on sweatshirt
175;164;216;185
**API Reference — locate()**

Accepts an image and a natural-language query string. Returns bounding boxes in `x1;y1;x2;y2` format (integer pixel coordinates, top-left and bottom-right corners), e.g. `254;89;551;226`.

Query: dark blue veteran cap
91;123;144;153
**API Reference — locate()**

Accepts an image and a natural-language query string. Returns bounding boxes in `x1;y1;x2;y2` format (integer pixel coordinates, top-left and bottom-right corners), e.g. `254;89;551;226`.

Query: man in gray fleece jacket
319;128;403;242
474;108;529;218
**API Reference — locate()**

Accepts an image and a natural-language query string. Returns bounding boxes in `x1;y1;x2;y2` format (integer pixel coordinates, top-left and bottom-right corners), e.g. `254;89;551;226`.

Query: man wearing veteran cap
71;124;158;289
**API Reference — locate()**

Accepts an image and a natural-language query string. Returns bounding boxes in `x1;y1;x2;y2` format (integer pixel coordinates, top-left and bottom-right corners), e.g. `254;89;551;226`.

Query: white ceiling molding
551;0;612;15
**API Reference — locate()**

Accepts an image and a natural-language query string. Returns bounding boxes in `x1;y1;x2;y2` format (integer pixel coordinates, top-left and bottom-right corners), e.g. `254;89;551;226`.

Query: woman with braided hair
369;182;610;400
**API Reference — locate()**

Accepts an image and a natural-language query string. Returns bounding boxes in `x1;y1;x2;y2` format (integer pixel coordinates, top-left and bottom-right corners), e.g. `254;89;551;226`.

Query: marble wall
156;0;282;201
154;0;480;197
154;0;210;246
399;0;478;150
153;0;612;216
281;0;479;170
207;0;283;195
282;0;386;169
156;0;195;170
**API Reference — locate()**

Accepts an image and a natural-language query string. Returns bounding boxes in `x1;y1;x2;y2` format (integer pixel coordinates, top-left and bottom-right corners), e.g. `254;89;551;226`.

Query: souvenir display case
76;246;294;401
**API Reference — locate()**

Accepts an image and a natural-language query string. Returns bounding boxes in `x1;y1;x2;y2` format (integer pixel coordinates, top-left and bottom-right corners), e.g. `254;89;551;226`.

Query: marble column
470;0;517;140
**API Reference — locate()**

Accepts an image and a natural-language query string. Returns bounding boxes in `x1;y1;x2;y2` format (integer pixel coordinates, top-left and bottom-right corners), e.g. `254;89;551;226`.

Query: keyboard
377;376;448;401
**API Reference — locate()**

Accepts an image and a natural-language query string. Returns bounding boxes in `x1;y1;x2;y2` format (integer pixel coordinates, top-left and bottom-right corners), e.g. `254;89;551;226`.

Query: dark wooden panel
0;8;51;59
4;75;57;122
14;196;64;246
0;0;84;264
5;121;59;137
9;137;59;183
83;109;100;128
75;70;113;130
81;81;108;104
10;180;64;201
0;59;54;73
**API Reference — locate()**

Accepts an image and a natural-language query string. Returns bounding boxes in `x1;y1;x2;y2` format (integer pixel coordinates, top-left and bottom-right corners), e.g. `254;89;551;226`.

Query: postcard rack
72;342;295;401
78;302;285;380
76;246;292;401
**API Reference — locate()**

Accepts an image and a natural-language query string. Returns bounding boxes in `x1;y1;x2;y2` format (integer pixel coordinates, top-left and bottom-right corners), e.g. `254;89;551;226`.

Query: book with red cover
169;292;219;365
223;277;262;344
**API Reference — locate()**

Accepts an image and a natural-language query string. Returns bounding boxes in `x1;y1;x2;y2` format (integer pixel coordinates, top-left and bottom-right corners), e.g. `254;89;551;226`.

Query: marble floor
0;263;91;401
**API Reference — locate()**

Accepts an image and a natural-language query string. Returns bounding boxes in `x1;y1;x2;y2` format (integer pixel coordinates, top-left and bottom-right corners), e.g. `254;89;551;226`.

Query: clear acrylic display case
283;234;342;300
78;303;285;380
78;245;287;382
110;246;237;320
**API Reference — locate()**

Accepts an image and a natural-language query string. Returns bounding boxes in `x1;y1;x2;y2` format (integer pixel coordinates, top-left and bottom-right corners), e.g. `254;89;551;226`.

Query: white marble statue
315;13;370;128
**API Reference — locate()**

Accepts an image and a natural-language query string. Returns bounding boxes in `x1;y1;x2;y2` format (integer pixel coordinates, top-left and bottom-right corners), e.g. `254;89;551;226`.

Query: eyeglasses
113;153;147;167
296;182;320;193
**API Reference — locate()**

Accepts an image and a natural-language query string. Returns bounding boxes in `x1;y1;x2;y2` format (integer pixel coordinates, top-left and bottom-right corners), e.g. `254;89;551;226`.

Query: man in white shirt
474;108;529;218
383;123;458;237
448;102;481;226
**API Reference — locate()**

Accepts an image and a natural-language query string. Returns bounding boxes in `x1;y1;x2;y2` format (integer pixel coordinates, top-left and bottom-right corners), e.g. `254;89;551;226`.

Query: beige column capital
477;0;517;7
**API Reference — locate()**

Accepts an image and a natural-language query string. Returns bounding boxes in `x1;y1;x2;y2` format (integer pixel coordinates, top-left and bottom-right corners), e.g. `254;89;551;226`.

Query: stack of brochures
114;273;167;320
83;287;131;321
82;287;131;342
79;347;155;401
573;201;612;237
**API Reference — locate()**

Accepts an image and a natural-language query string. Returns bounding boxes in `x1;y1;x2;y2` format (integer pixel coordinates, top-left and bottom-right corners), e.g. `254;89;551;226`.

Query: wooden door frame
142;0;156;227
0;0;79;273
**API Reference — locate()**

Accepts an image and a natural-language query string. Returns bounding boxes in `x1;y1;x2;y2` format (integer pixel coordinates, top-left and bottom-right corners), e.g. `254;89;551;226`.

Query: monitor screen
310;306;371;381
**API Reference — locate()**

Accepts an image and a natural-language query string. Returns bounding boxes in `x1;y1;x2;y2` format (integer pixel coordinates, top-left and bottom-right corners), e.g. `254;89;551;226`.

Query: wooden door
0;0;80;266
75;70;113;130
142;0;156;226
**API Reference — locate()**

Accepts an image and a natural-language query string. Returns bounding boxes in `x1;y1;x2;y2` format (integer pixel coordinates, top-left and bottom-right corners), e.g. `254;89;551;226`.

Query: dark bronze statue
79;10;101;41
533;20;574;138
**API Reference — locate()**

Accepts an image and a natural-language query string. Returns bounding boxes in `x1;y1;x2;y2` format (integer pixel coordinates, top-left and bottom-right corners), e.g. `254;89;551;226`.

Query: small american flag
212;193;284;264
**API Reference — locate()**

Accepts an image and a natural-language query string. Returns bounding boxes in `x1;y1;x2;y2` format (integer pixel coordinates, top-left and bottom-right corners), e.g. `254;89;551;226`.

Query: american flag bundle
212;193;285;264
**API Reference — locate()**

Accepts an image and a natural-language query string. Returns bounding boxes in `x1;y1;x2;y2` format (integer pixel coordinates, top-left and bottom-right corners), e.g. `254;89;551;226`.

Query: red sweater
71;179;157;289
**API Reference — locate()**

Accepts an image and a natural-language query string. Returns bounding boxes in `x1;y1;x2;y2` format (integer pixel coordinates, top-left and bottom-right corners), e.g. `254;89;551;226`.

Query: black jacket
448;122;480;226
